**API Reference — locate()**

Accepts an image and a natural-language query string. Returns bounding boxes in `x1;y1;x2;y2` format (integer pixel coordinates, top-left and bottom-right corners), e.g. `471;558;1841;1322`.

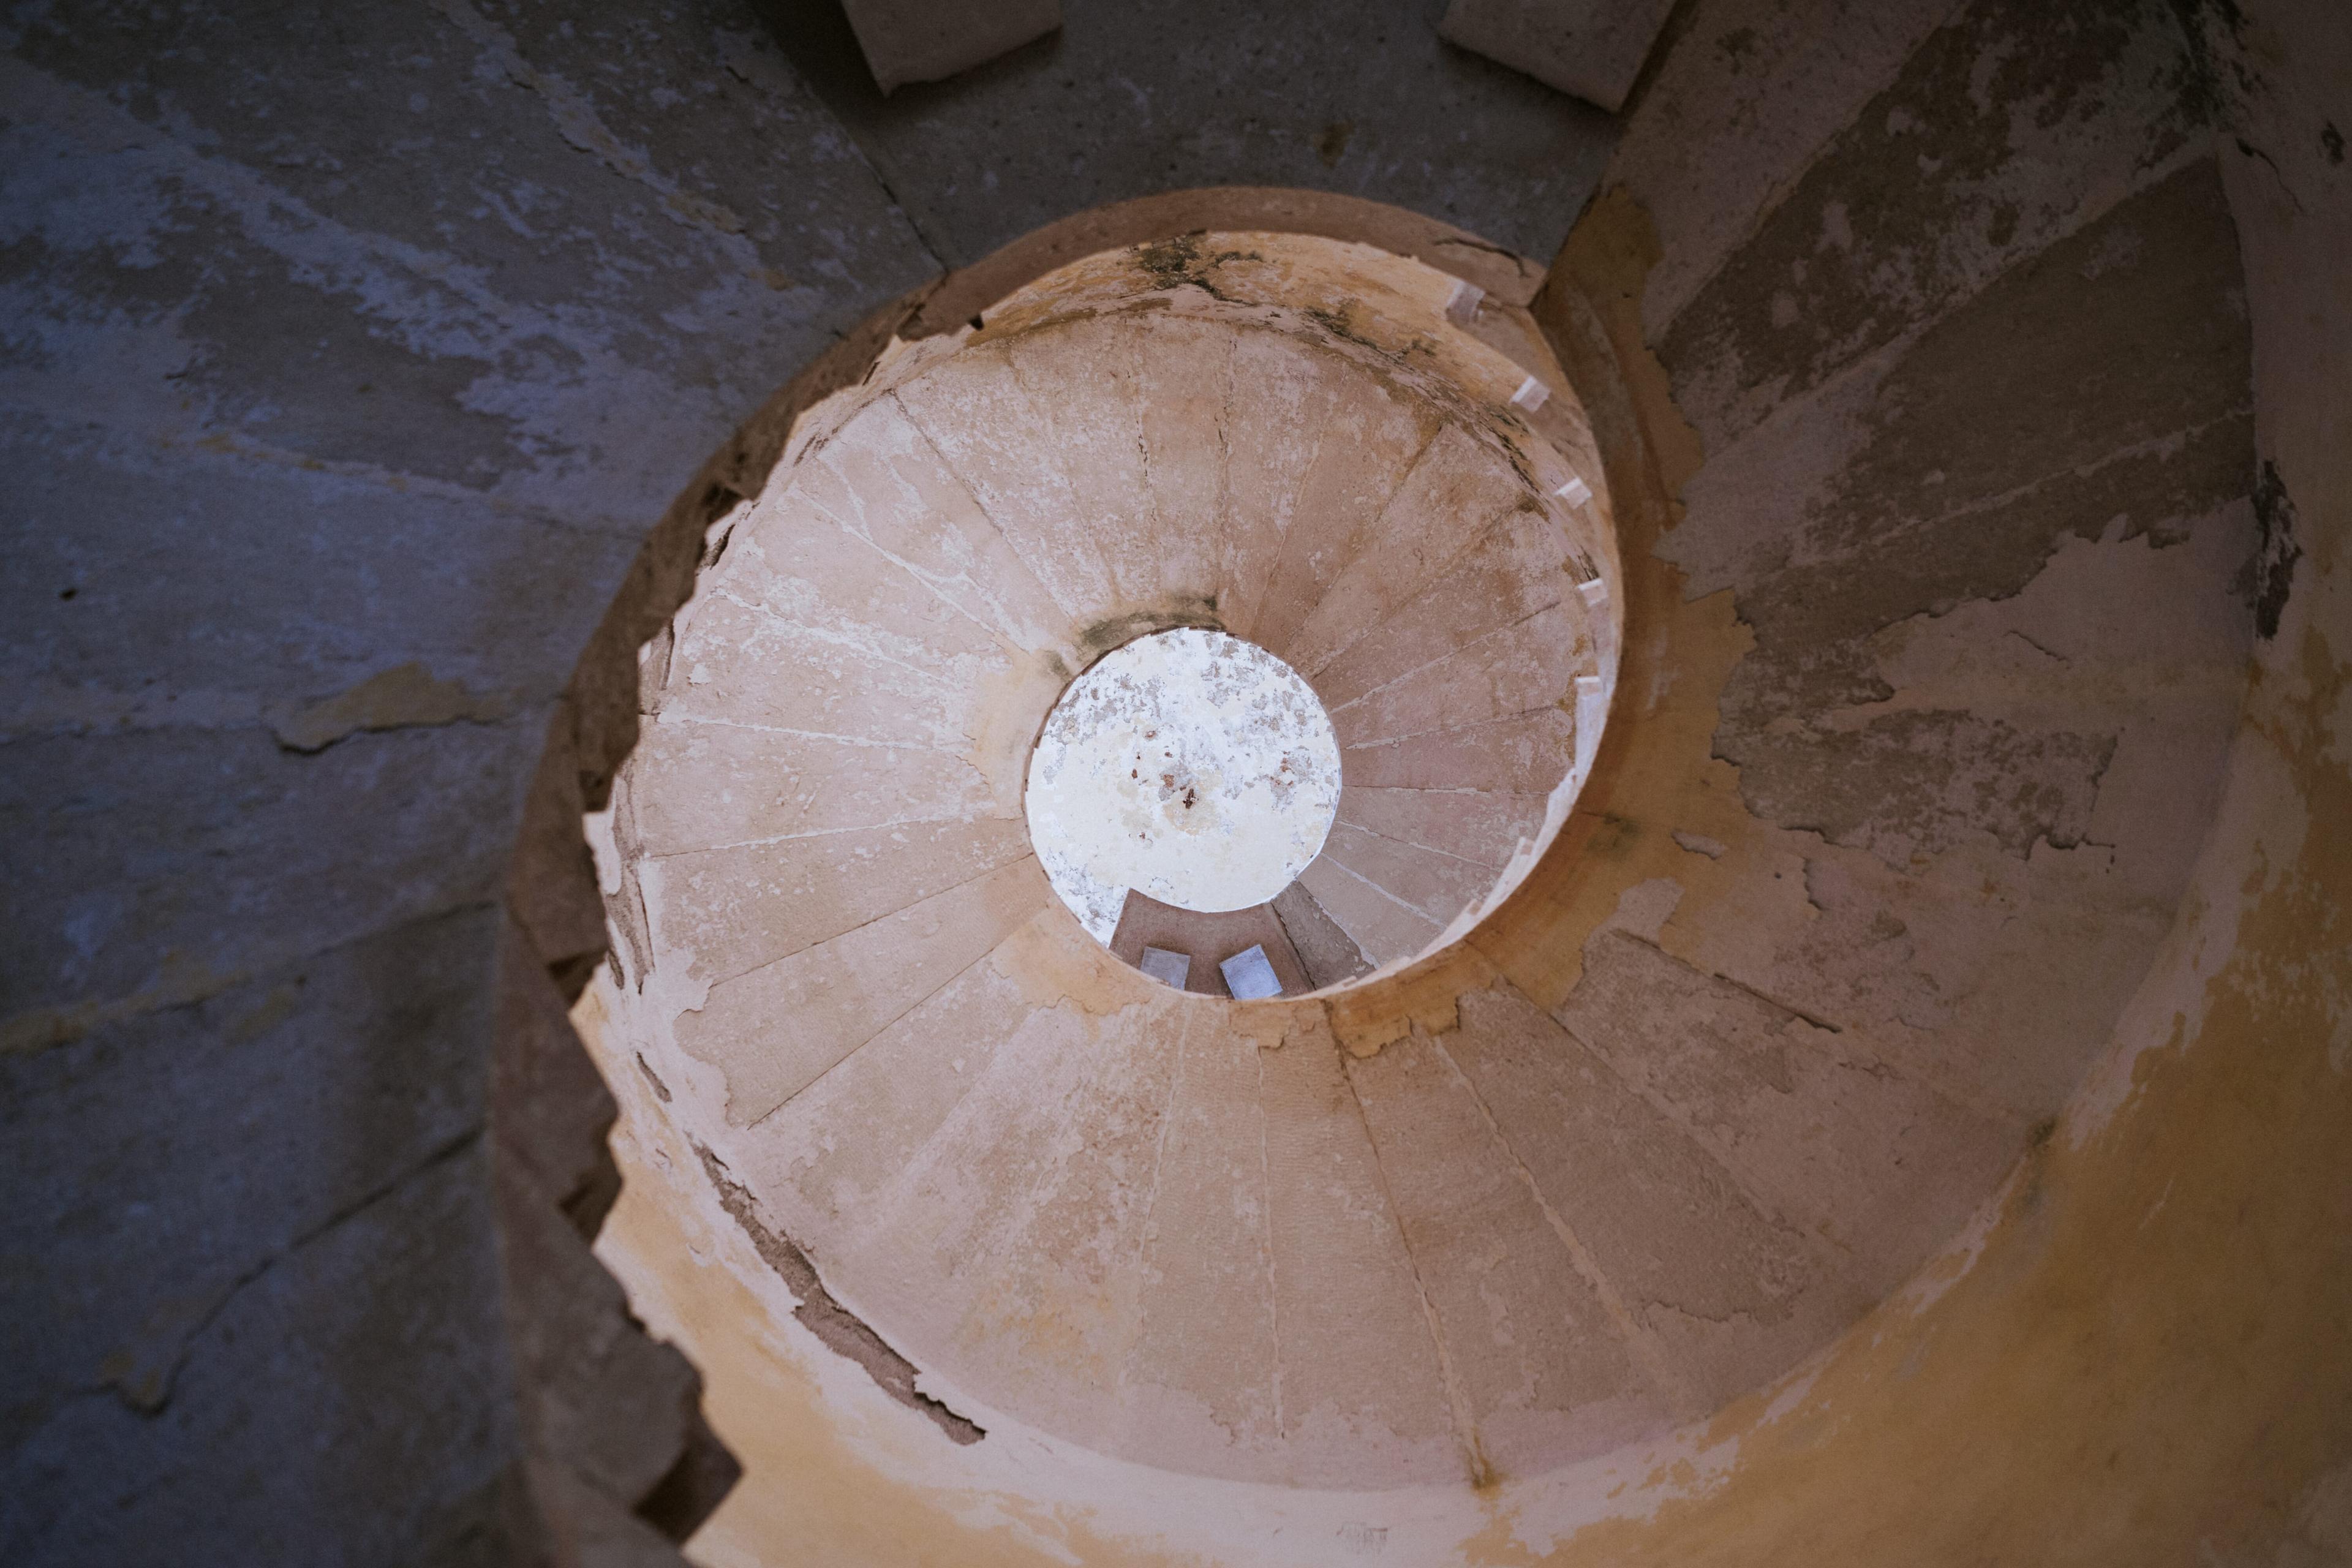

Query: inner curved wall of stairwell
580;227;1632;1486
521;23;2340;1537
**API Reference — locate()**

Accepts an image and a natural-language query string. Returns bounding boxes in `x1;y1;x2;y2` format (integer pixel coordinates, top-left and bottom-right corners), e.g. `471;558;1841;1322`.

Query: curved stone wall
10;3;2346;1564
586;230;1641;1482
543;3;2335;1558
558;67;2264;1537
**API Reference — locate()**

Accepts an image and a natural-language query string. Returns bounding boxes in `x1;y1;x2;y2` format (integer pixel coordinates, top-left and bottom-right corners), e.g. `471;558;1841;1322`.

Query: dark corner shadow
743;0;1065;128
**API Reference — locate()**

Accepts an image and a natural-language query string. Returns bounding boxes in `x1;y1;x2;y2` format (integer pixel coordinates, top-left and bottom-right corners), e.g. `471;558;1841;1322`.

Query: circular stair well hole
1024;628;1341;981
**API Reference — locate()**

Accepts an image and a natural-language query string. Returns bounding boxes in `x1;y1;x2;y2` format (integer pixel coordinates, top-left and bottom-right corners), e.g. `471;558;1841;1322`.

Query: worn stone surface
1607;0;1959;331
1443;983;1854;1414
1328;602;1587;748
753;0;1618;270
3;2;936;526
1320;821;1500;932
1311;513;1584;712
839;0;1061;94
7;1094;516;1566
1336;783;1550;870
1556;931;2014;1289
650;815;1035;990
1242;353;1438;657
1438;0;1681;112
697;1148;982;1442
1676;158;2255;867
1280;424;1531;678
0;721;538;1049
1115;1012;1281;1456
582;233;1623;1495
0;420;634;750
677;856;1050;1125
1269;880;1375;989
0;1;937;1557
1298;850;1447;969
1346;1025;1670;1477
1656;0;2221;451
1342;706;1579;794
2;911;493;1468
1107;891;1316;998
728;927;1067;1243
562;0;2342;1560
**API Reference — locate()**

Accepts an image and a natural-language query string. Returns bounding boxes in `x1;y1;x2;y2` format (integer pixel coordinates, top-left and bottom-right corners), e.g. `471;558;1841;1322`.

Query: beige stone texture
1256;1017;1466;1487
1297;852;1447;970
1320;822;1499;930
1336;785;1550;869
725;946;1046;1251
1279;423;1530;676
788;397;1076;662
1245;374;1438;654
1553;931;2015;1289
842;992;1187;1453
1327;603;1587;749
647;815;1034;990
1311;508;1582;711
721;491;1012;678
1114;1014;1285;1470
1130;312;1234;616
1341;707;1579;794
1208;326;1335;641
1346;1028;1670;1476
570;230;1624;1505
893;341;1127;623
674;857;1049;1125
1000;322;1174;612
1441;983;1858;1412
657;589;977;752
624;709;997;859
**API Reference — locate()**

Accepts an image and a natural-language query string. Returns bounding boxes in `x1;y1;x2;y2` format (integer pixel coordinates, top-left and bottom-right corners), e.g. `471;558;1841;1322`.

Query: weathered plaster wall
554;0;2342;1564
1460;2;2352;1551
0;7;1626;1561
748;0;1618;270
1;2;932;1559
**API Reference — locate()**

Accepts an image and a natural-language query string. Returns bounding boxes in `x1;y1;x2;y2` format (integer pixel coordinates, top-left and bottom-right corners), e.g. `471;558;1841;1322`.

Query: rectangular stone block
842;0;1060;94
1218;944;1283;1000
1438;0;1681;113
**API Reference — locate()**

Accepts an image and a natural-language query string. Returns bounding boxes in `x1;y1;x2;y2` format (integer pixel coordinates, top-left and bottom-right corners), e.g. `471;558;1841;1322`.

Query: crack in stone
696;1145;984;1444
1339;1051;1491;1489
118;1126;484;1419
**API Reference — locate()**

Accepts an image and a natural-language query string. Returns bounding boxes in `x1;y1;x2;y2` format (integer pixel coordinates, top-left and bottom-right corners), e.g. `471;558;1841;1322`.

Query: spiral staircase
567;149;2267;1562
7;3;2346;1566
